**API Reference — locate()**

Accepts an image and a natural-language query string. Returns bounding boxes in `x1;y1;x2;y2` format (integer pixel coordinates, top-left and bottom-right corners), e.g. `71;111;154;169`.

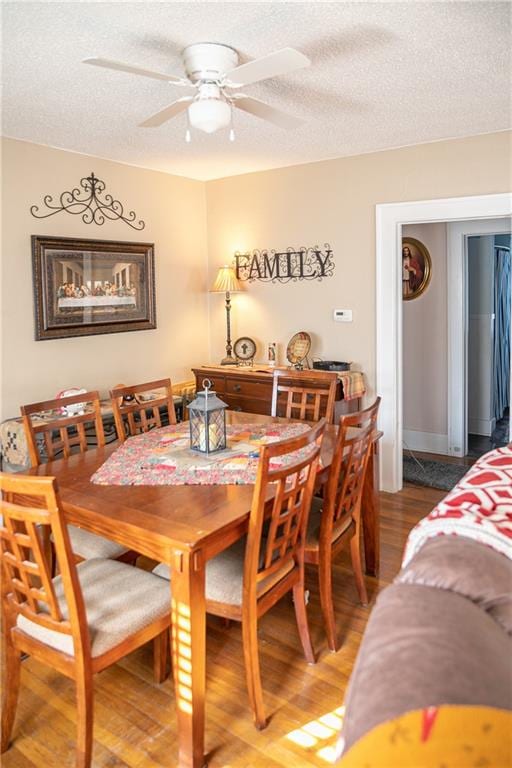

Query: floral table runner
91;421;312;486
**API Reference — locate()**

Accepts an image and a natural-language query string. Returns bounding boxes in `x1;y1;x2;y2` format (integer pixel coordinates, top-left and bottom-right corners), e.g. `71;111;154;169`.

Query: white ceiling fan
84;43;310;140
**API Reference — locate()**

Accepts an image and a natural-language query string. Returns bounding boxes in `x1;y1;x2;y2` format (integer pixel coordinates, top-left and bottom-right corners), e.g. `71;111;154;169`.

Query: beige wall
1;138;208;420
402;222;447;436
206;132;511;399
2;132;510;422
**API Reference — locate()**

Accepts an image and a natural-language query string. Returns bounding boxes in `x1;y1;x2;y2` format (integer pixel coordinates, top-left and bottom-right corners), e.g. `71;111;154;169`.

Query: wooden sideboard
191;365;361;417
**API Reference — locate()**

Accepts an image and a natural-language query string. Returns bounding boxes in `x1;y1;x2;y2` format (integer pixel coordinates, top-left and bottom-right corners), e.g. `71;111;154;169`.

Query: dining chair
20;391;132;563
0;472;171;768
304;398;381;652
153;418;326;730
110;378;177;441
271;368;338;424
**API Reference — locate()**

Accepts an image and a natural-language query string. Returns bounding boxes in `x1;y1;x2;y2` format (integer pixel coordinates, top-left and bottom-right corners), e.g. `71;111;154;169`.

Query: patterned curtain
493;245;511;422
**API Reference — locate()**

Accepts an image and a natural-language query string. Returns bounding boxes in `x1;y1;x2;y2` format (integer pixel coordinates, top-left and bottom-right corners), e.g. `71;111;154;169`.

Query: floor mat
403;455;468;491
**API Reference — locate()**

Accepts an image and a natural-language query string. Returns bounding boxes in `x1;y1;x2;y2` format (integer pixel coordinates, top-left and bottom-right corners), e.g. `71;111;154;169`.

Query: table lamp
210;265;244;366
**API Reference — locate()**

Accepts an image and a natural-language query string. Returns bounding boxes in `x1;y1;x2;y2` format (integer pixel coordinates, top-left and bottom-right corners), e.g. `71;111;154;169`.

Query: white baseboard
403;430;449;456
468;417;496;437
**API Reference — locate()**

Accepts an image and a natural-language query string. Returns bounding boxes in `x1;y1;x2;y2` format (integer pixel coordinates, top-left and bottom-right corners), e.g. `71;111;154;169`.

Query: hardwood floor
2;484;445;768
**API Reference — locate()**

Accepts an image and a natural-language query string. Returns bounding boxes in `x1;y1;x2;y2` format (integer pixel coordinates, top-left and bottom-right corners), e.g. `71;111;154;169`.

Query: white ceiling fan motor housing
182;42;239;83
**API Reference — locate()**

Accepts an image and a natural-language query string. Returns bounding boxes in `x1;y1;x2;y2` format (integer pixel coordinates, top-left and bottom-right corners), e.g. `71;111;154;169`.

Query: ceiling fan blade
233;96;304;129
83;58;187;85
139;98;193;127
225;47;310;87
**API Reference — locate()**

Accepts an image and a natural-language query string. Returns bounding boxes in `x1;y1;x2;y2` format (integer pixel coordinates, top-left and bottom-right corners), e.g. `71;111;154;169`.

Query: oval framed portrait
402;237;432;301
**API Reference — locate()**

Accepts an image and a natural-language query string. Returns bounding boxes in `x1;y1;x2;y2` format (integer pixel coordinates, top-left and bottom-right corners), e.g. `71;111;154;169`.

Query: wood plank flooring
2;484;445;768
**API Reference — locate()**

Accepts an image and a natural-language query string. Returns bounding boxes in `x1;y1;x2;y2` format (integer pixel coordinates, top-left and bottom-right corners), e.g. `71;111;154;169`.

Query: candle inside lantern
199;422;220;452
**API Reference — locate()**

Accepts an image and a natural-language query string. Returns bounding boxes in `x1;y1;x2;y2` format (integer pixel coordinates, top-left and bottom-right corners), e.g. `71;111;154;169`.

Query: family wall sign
234;245;335;284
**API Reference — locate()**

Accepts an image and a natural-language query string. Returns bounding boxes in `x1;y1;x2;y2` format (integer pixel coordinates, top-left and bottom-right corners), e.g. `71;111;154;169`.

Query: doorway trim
376;193;512;492
447;218;511;459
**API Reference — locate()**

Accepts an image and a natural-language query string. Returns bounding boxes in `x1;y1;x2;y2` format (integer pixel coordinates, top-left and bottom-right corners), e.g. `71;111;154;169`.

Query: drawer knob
233;384;241;393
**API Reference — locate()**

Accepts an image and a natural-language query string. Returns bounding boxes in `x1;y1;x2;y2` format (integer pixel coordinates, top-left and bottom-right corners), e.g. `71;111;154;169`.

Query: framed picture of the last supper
31;236;156;340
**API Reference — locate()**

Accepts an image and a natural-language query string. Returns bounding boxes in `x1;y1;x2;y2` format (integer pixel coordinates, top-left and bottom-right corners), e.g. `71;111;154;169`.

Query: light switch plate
333;309;352;322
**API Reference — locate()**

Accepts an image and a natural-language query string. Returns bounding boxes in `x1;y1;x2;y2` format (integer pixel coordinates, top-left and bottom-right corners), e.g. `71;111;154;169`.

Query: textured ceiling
2;1;511;180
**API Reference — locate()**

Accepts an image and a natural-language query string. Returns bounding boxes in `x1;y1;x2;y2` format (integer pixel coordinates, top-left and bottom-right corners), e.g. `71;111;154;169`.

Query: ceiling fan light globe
188;99;231;133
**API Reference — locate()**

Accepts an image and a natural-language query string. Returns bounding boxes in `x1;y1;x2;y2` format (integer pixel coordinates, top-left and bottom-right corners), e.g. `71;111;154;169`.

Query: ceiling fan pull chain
229;107;235;142
185;109;192;143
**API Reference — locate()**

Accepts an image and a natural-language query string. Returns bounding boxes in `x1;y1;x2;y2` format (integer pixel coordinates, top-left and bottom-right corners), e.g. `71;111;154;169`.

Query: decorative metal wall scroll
30;172;145;230
234;245;334;283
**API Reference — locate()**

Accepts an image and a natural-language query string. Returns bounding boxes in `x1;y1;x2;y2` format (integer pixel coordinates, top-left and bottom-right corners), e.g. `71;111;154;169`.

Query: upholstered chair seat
153;539;295;607
57;526;129;561
18;558;171;658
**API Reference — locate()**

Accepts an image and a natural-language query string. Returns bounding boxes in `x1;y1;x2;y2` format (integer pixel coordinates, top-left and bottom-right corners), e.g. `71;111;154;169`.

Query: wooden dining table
22;410;381;768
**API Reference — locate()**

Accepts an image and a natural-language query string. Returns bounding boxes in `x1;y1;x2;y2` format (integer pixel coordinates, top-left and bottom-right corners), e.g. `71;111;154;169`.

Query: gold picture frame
402;237;432;301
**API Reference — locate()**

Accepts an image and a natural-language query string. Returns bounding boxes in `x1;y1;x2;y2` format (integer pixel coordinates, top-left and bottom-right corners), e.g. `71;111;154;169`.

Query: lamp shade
210;265;243;293
188;99;231;134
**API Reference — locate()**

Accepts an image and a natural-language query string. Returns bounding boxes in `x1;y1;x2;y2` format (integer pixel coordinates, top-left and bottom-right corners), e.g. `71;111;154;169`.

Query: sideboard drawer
223;395;271;415
196;373;225;394
225;378;271;399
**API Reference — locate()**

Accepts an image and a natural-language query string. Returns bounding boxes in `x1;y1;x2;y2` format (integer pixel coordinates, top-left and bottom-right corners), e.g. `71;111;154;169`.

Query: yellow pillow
339;705;511;767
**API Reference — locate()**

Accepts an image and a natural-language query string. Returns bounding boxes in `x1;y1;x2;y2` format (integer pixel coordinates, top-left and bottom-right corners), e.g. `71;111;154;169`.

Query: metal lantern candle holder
187;379;228;454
